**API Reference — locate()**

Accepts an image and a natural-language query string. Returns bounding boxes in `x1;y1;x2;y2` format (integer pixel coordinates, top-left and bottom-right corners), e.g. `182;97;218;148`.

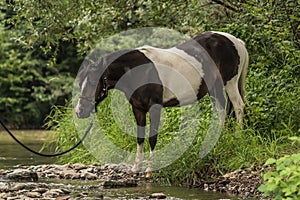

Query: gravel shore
0;163;269;199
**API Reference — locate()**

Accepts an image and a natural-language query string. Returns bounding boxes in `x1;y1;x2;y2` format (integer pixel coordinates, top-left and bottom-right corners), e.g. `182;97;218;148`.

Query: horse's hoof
146;171;153;178
131;164;141;173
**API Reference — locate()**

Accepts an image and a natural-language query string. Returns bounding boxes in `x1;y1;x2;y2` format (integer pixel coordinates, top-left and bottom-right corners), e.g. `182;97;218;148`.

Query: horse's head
75;61;108;118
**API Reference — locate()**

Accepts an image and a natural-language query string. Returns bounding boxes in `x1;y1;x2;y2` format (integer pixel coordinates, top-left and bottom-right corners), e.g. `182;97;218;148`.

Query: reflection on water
0;130;57;169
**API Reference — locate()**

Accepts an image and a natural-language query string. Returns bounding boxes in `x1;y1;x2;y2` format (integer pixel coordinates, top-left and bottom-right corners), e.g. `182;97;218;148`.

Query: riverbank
0;163;269;199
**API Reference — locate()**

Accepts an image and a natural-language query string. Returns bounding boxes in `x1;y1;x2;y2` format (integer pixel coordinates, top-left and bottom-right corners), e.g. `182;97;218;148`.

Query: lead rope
0;114;95;157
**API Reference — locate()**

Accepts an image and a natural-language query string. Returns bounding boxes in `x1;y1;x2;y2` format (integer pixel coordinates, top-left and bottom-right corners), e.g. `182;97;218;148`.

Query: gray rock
7;169;38;181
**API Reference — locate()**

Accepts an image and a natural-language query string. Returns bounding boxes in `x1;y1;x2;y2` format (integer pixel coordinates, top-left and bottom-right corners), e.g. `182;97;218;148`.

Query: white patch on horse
132;143;144;172
81;77;88;93
75;77;88;115
138;46;204;106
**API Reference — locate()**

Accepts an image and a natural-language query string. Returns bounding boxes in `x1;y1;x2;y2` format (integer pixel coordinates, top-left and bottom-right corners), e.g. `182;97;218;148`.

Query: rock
71;163;88;170
43;189;62;198
7;169;38;181
95;193;104;199
61;188;71;194
10;183;26;191
0;182;9;192
26;191;41;198
32;187;48;193
56;195;72;200
102;179;138;188
8;195;24;200
81;172;97;180
60;169;79;179
150;192;167;199
0;192;8;199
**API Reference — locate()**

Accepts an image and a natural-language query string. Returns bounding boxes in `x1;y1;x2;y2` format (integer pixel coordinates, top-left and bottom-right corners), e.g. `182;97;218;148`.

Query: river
0;130;241;199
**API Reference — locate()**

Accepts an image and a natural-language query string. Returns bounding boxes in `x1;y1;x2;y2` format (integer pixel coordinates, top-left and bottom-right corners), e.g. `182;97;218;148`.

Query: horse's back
134;31;248;106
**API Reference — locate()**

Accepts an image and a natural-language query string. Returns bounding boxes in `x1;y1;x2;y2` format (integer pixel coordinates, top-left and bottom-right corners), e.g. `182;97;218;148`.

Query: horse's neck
106;63;126;90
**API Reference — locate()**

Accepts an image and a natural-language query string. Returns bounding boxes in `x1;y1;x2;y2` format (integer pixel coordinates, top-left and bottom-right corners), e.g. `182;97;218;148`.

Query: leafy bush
258;137;300;200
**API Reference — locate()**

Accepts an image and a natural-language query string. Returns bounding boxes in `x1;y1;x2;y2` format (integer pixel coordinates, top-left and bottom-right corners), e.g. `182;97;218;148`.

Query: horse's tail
226;38;249;117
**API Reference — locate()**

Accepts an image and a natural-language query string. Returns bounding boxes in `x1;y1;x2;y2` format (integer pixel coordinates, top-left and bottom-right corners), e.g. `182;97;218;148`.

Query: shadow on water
0;130;56;169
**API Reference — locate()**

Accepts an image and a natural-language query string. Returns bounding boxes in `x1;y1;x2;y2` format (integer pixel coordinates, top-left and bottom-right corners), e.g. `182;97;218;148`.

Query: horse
75;31;249;178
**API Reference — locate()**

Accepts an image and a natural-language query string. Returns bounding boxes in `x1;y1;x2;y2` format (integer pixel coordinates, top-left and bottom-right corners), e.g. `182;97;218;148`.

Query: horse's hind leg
225;79;245;126
146;104;162;178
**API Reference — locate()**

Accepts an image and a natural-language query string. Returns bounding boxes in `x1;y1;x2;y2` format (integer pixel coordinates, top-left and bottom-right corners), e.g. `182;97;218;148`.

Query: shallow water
0;130;56;168
107;184;237;199
0;130;240;199
41;178;238;200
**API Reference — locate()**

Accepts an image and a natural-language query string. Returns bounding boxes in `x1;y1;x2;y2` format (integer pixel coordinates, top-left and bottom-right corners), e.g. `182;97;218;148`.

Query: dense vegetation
1;0;299;198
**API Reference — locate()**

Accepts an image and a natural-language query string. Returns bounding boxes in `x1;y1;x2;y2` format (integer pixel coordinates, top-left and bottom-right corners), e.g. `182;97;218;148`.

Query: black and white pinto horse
75;31;249;177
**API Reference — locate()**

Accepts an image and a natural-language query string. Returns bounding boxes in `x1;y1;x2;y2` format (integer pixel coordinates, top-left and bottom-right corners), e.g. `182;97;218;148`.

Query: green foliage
258;137;300;200
0;2;82;127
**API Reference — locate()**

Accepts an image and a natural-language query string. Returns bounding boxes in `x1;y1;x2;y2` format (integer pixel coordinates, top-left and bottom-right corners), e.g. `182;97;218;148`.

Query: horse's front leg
132;107;146;173
146;104;162;178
